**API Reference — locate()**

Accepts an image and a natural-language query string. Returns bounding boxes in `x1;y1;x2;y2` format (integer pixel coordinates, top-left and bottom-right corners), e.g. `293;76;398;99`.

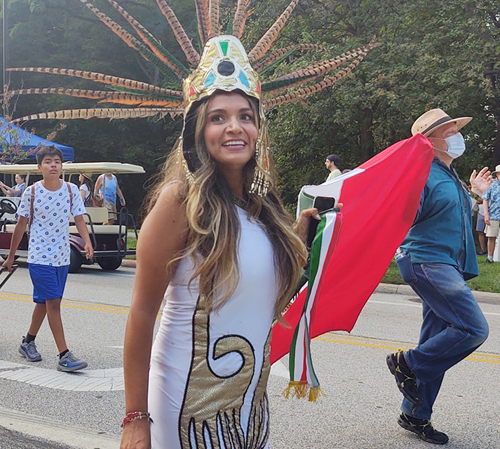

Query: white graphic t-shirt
18;181;86;266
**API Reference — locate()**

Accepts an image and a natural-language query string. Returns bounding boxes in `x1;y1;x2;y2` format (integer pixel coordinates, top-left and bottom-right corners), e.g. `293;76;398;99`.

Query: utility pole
2;0;7;108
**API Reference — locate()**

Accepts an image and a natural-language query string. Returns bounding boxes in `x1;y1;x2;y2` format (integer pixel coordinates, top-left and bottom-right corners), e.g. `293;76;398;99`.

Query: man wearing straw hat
386;108;491;444
482;164;500;263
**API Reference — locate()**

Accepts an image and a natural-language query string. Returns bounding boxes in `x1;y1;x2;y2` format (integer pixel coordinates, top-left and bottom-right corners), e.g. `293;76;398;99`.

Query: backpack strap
29;182;36;229
65;182;73;210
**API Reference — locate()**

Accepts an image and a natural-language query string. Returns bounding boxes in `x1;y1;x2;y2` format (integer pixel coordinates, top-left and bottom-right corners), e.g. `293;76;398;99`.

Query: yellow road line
0;291;162;318
315;333;500;364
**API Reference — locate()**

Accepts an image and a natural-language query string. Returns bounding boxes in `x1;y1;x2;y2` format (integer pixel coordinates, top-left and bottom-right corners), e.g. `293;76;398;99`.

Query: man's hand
470;167;493;195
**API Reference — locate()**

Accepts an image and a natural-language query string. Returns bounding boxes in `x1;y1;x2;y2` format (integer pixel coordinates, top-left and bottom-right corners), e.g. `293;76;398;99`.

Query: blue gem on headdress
205;72;216;88
218;61;235;76
238;71;250;88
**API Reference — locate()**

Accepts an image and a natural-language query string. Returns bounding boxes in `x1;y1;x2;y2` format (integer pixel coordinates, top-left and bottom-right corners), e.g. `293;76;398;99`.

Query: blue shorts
28;264;69;304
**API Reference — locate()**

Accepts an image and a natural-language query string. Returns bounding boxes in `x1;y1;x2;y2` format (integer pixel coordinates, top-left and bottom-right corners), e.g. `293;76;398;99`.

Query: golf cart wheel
97;256;122;271
69;247;83;273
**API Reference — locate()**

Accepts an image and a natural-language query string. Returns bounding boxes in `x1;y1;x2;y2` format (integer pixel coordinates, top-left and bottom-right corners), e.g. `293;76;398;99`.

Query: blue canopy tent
0;117;74;162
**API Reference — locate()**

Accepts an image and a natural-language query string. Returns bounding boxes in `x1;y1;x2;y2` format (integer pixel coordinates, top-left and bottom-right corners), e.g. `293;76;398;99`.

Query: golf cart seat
69;206;127;235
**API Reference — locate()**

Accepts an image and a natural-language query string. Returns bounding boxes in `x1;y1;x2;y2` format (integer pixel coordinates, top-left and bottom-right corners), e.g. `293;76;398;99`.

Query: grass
381;256;500;293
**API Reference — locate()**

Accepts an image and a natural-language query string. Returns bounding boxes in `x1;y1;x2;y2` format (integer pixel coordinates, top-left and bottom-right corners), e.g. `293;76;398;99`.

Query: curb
0;406;120;449
375;283;500;305
121;258;136;268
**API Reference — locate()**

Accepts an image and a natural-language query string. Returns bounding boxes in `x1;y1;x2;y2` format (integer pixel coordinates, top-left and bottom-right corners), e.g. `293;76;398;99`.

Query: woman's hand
470;167;493;196
294;208;321;244
120;419;151;449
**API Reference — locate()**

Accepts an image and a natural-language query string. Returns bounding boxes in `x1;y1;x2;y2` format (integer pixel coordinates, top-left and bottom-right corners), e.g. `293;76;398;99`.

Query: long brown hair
147;92;307;321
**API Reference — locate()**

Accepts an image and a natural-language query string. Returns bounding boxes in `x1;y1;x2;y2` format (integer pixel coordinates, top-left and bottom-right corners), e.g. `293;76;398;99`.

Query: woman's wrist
121;411;153;428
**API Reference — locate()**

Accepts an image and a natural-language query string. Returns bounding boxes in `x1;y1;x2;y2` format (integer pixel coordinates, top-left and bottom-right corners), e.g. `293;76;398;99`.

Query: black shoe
398;413;449;445
386;351;420;404
485;258;494;263
477;251;487;255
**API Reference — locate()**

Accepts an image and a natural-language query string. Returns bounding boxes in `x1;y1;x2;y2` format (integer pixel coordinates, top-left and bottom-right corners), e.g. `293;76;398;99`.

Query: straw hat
411;108;472;137
492;165;500;175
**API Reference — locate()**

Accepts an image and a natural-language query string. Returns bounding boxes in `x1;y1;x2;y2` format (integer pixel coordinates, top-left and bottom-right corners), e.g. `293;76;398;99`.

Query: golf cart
0;162;145;272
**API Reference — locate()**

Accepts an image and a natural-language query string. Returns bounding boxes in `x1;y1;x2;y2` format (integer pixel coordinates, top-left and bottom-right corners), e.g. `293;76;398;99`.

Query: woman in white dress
120;36;319;449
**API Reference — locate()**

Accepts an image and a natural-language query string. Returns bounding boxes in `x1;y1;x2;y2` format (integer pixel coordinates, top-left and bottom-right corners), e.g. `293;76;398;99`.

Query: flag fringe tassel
281;381;325;402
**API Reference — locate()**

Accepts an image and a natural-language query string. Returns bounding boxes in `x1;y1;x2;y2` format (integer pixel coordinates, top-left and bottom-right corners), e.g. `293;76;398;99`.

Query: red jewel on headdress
256;83;261;94
189;86;196;97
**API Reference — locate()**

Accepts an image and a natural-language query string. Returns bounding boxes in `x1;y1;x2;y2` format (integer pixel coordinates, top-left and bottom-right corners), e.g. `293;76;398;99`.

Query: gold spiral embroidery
179;299;270;448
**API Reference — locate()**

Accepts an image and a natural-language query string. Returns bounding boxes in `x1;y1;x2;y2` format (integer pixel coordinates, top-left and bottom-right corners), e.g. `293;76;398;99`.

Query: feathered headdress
7;0;378;194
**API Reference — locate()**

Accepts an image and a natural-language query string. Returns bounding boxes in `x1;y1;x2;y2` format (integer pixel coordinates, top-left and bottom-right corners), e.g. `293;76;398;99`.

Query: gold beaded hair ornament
8;0;380;197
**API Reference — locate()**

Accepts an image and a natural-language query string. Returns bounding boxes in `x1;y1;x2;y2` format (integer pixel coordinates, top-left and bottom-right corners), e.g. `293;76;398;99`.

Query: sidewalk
376;282;500;305
0;406;120;449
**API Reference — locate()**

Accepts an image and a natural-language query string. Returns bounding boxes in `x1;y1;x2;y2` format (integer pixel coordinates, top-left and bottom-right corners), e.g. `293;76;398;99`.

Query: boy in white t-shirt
2;146;94;372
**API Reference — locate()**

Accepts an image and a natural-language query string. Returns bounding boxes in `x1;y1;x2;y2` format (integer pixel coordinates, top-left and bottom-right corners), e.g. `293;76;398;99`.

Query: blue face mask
445;132;466;158
434;132;466;159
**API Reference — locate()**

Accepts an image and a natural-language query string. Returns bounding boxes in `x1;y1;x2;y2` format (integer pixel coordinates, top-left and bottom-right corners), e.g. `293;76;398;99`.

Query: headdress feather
78;0;178;79
194;0;211;45
11;108;183;124
9;88;182;107
7;67;183;97
264;53;367;108
248;0;300;62
274;42;380;82
231;0;251;39
105;0;188;78
209;0;221;37
253;43;330;72
155;0;200;66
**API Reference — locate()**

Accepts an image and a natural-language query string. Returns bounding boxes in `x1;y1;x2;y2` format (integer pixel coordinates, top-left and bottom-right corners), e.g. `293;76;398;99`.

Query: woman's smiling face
203;92;258;175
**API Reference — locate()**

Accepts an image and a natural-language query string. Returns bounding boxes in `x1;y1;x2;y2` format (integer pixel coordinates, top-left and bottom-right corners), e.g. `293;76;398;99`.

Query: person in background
2;146;93;372
325;154;342;181
0;173;26;197
387;108;490;445
474;195;487;255
94;173;125;224
482;165;500;263
79;174;94;207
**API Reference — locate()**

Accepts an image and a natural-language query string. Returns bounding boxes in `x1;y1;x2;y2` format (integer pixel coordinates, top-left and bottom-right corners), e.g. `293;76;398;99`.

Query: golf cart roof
0;162;145;175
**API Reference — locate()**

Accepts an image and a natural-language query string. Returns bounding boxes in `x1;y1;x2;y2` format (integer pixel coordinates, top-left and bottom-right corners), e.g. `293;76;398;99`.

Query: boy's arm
2;216;28;271
74;215;94;260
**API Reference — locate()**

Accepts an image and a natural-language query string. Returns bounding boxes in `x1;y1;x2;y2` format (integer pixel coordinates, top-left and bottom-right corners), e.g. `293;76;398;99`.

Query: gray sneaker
19;340;42;362
57;351;88;372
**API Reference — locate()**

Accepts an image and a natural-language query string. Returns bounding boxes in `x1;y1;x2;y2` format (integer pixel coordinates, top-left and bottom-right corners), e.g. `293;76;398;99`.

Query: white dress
149;206;278;449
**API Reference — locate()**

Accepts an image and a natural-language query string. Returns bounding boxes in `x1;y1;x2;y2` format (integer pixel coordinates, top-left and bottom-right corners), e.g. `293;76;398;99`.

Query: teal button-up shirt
400;158;478;280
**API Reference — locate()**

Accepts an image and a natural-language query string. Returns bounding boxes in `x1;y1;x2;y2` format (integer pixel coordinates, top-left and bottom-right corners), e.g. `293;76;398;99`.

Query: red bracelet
121;411;153;428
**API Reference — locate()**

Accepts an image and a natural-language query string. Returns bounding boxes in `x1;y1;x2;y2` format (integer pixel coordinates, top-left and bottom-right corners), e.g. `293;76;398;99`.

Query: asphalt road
0;262;499;449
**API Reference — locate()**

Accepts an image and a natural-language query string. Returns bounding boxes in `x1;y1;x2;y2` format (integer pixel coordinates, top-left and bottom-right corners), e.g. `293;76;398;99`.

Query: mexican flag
271;134;434;399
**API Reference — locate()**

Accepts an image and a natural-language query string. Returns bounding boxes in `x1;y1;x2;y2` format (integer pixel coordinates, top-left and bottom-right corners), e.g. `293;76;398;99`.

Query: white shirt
18;181;86;266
